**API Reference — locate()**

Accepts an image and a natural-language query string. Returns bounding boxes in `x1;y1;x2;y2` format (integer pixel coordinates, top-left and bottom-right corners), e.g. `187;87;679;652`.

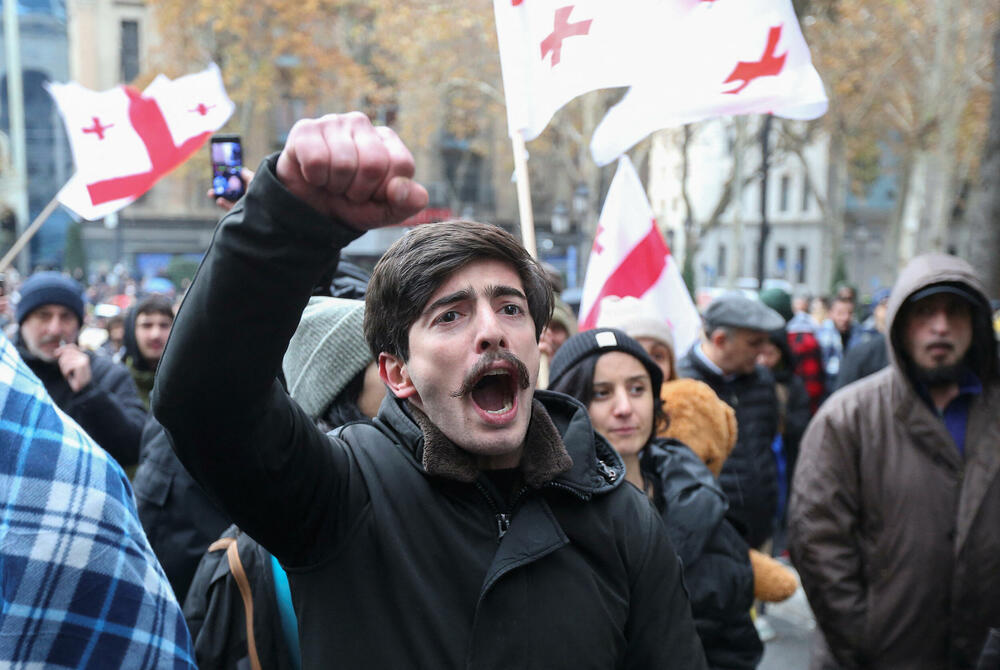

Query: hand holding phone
210;135;245;202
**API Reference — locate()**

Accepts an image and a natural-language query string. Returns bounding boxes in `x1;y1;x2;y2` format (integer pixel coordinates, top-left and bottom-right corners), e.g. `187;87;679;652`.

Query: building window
779;174;790;212
776;245;787;277
797;246;807;284
120;20;140;83
802;178;811;212
717;244;727;279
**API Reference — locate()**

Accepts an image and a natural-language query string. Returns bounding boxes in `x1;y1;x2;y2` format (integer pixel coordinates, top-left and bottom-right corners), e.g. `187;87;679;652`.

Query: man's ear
709;328;728;349
379;352;419;400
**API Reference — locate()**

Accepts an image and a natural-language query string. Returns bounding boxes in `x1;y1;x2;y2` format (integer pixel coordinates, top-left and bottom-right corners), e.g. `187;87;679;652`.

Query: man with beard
121;294;174;408
13;271;146;468
153;112;706;669
789;253;1000;669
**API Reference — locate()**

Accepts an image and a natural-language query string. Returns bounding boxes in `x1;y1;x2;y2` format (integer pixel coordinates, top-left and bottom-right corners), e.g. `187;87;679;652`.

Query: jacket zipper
474;481;528;541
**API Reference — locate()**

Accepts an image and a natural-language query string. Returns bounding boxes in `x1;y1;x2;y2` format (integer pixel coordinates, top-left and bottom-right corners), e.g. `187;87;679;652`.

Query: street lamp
551;201;570;234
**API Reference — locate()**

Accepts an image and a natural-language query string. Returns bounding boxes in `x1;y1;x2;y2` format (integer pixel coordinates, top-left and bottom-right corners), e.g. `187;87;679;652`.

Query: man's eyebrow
423;288;473;316
487;284;527;301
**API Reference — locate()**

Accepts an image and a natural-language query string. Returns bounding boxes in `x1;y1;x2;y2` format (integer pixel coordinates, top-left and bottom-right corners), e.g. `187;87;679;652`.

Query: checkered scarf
0;333;195;668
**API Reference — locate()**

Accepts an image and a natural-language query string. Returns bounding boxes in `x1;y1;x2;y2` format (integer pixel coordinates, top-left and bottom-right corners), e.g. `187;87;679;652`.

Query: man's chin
913;362;965;387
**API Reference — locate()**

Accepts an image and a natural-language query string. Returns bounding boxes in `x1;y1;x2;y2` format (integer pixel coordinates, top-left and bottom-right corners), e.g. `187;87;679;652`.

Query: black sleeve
152;155;370;567
688;521;762;670
623;500;709;670
782;376;811;481
834;335;888;391
63;356;147;467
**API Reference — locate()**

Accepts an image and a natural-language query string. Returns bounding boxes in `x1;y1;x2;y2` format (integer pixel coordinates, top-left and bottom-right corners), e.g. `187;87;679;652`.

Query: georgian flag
579;156;701;355
493;0;659;141
493;0;826;162
46;64;235;220
590;0;828;164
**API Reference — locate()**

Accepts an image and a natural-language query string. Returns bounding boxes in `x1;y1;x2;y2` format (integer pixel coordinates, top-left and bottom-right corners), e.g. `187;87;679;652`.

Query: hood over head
886;252;997;384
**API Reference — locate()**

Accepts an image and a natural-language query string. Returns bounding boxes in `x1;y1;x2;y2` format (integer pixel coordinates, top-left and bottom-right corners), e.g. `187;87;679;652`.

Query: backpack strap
207;536;262;670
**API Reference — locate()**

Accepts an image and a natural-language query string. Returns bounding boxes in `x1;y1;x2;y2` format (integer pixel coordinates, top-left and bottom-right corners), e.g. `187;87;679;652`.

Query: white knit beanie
282;297;372;421
596;295;675;354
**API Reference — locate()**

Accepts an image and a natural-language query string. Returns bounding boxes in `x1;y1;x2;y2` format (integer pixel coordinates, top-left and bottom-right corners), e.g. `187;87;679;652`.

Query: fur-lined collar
408;399;573;488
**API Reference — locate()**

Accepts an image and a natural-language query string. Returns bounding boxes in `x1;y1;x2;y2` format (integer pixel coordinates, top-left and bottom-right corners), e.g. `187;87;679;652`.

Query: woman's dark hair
547;351;669;444
316;367;368;432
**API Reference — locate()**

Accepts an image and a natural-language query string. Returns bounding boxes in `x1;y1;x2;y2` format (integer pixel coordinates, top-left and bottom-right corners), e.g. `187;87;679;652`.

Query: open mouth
470;369;517;415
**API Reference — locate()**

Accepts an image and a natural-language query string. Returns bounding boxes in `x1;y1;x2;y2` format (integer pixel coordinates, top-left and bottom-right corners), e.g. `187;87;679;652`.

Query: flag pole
510;130;538;259
0;196;61;273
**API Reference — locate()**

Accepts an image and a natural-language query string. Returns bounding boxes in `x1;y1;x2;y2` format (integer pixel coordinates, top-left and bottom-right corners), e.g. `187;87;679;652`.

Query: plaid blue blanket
0;332;195;668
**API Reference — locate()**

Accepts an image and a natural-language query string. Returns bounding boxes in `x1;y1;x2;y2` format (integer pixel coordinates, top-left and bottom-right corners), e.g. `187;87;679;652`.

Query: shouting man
154;113;705;669
790;253;1000;669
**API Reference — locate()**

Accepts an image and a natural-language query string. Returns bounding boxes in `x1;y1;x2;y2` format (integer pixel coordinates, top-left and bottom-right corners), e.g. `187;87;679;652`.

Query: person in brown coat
788;252;1000;669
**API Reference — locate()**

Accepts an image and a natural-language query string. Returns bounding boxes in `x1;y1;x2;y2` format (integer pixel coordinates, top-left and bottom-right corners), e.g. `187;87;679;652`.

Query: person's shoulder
816;367;893;425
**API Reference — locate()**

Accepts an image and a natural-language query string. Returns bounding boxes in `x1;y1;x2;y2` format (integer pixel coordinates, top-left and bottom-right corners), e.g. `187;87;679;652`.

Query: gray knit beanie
282;297;372;421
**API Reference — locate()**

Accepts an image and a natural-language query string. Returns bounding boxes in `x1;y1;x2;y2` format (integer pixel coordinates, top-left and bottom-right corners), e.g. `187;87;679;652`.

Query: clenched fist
275;112;429;231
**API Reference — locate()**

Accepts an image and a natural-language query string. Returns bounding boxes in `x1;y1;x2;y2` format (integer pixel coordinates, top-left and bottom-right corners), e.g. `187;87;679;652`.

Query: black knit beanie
548;328;664;395
15;272;85;325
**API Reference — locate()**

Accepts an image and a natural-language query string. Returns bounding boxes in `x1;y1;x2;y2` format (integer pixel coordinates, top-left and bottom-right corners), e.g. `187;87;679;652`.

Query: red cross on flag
494;0;659;141
579;156;702;355
45;63;235;220
589;0;827;164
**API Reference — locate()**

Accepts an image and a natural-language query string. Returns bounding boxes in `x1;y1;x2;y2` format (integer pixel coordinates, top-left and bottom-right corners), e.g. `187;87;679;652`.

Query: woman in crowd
548;328;761;669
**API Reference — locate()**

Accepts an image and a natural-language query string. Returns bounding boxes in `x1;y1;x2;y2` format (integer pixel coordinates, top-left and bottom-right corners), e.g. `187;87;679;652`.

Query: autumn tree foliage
801;0;997;264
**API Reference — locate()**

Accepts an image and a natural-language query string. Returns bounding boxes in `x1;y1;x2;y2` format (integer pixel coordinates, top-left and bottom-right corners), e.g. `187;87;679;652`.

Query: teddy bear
659;377;798;603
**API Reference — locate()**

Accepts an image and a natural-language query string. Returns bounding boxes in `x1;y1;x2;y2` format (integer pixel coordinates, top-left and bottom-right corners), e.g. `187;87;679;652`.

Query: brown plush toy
660;378;798;603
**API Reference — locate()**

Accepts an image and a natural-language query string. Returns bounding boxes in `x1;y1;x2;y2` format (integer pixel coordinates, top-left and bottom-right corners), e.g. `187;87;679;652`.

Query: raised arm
152;113;426;565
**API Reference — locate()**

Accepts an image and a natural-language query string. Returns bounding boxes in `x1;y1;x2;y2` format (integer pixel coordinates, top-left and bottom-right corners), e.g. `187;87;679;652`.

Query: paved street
759;565;817;670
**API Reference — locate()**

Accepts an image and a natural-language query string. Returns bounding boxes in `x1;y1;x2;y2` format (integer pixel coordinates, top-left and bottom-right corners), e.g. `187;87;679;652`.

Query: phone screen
211;136;244;202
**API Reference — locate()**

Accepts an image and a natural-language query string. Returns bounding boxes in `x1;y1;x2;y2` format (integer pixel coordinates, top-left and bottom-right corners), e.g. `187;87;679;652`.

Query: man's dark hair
831;295;854;310
134;295;174;322
364;221;553;361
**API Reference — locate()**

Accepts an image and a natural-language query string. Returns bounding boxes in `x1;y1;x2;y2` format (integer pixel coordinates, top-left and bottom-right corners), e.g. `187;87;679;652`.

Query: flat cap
703;292;785;333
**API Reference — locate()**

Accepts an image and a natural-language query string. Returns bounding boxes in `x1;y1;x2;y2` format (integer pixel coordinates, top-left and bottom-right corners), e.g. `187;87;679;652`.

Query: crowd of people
2;110;999;669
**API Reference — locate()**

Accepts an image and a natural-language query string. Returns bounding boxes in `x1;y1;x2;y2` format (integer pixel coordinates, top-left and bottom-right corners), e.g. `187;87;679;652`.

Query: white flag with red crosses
493;0;660;141
493;0;826;162
46;64;235;220
590;0;827;164
579;156;702;355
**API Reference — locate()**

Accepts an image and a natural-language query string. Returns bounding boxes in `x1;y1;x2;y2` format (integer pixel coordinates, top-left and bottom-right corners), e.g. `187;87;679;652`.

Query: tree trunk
965;26;1000;298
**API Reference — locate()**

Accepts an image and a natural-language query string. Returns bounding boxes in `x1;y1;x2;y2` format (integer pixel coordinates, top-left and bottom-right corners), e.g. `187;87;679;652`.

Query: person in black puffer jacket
676;292;785;550
549;328;762;669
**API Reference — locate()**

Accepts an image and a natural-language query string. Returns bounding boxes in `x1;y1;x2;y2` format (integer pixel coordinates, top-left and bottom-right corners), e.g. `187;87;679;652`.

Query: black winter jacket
153;156;708;670
134;417;232;603
677;349;779;548
16;336;146;468
833;332;890;392
642;440;762;669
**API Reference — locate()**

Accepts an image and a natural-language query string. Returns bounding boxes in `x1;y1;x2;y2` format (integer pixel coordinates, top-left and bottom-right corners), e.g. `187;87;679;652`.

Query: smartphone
210;134;245;202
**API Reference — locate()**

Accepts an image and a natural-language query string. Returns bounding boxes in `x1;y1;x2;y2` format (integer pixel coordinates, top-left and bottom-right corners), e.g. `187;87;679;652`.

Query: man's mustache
450;351;530;398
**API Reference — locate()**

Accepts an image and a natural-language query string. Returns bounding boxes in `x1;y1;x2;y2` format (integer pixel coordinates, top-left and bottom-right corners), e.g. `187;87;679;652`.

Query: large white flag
46;64;235;220
494;0;826;161
493;0;658;141
590;0;827;164
579;156;701;355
